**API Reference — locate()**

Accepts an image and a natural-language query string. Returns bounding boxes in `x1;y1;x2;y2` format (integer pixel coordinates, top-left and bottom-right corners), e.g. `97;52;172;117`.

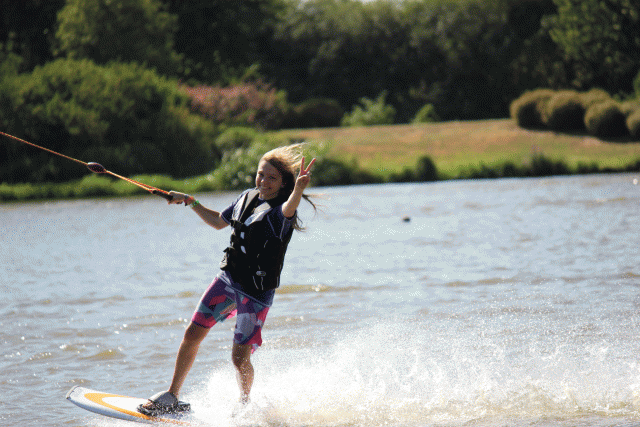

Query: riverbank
277;119;640;179
3;119;640;202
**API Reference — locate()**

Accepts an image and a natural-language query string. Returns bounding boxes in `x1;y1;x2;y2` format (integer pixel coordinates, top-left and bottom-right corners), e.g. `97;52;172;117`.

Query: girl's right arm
168;191;229;230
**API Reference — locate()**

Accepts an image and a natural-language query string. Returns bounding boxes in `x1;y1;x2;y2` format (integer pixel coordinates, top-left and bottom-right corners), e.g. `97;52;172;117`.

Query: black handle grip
152;190;173;201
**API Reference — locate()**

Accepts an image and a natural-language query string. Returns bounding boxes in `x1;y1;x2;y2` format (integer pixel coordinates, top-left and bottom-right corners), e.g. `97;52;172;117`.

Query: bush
181;81;290;130
620;99;640;117
215;127;259;151
310;157;379;186
626;110;640;139
509;89;555;128
412;104;440;124
341;91;396;127
0;59;218;183
414;156;438;181
580;88;612;109
543;90;585;131
529;154;570;176
584;101;628;138
283;98;344;129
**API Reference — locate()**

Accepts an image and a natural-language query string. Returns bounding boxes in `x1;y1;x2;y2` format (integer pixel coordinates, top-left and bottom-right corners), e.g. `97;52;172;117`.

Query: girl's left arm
166;191;229;230
282;157;315;219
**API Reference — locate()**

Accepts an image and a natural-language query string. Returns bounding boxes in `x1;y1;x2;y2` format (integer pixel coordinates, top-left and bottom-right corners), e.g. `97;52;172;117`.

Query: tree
55;0;182;76
0;0;65;71
548;0;640;93
159;0;286;83
264;0;448;122
407;0;517;119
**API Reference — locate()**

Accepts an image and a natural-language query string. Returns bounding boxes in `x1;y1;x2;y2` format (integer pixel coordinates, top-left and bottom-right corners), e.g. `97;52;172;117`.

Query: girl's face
255;159;284;200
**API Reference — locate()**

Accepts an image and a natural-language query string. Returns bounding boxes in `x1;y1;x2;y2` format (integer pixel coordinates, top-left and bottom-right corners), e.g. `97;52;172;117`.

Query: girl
138;145;316;416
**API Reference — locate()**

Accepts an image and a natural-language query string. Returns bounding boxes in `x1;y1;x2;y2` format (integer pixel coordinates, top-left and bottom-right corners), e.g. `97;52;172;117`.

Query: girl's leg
231;342;254;402
168;322;209;397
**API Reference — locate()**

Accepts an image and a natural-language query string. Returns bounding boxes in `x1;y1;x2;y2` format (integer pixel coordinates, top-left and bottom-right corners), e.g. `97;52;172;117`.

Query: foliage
620;99;640;117
341;92;396;127
584;101;628;138
412;104;440;124
3;0;640;125
507;0;569;92
181;81;289;130
626;110;640;139
55;0;182;76
159;0;287;82
310;157;379;187
580;88;613;109
266;0;518;121
511;87;640;138
0;0;65;71
407;0;516;120
548;0;640;93
215;127;260;151
509;89;555;128
529;154;570;176
0;58;217;183
392;155;438;182
542;90;585;131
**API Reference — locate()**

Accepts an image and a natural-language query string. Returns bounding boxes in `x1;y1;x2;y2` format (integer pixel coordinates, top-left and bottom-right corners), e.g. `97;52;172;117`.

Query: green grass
276;119;640;179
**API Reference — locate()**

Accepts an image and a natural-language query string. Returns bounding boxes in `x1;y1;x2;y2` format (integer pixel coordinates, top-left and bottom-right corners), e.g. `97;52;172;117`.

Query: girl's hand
167;191;194;205
295;157;316;192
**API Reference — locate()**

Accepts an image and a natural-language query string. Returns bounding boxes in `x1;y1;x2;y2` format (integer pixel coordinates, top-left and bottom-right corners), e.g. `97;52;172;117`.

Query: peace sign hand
295;157;316;192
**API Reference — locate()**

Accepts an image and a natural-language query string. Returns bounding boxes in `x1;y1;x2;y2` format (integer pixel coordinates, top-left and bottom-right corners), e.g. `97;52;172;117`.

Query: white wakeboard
66;385;193;425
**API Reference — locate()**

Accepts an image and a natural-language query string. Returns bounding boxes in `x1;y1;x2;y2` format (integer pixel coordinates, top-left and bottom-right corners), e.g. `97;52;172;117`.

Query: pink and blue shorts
191;272;270;352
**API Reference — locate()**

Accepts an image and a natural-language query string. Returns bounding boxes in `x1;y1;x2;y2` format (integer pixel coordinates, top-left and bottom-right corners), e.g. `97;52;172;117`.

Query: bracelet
190;200;201;209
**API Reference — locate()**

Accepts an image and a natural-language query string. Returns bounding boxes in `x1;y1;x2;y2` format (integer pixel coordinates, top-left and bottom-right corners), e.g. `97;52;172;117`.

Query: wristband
190;200;201;209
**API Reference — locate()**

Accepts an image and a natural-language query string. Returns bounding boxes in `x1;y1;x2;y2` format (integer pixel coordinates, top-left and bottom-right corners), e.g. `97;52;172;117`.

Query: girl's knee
183;322;209;344
231;343;252;369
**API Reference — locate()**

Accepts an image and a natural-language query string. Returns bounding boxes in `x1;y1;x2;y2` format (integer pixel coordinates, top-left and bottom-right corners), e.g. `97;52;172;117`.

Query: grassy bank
3;119;640;202
277;119;640;180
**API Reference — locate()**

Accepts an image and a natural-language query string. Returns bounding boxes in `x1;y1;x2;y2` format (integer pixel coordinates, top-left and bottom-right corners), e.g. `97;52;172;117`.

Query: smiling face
255;159;284;200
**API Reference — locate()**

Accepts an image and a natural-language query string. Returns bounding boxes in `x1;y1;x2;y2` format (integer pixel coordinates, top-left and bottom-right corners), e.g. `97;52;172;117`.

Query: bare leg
140;322;208;410
166;322;209;397
231;342;254;402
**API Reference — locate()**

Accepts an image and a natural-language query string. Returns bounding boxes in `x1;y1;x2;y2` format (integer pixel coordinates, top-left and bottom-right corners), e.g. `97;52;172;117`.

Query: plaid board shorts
191;272;270;352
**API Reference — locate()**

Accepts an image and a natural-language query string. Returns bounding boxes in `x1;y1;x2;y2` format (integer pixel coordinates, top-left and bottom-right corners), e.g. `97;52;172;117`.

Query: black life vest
220;189;294;293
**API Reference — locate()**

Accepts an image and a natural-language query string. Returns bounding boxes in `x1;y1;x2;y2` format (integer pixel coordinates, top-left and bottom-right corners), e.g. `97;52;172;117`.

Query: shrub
626;110;640;139
509;89;555;129
283;98;344;129
390;155;438;182
529;154;570;176
543;90;585;131
341;92;396;127
620;99;640;117
1;59;217;183
584;101;628;138
580;88;612;109
414;156;438;181
181;81;289;130
310;157;379;186
412;104;440;124
215;127;259;151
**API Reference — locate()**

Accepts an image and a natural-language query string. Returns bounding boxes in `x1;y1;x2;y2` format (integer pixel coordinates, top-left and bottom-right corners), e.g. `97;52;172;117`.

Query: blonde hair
261;143;317;231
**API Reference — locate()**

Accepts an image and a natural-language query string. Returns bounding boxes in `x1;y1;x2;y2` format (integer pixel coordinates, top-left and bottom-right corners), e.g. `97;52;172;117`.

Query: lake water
1;173;640;427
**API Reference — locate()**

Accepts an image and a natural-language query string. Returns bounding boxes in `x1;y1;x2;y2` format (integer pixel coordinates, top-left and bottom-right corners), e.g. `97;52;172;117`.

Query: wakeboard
66;385;193;425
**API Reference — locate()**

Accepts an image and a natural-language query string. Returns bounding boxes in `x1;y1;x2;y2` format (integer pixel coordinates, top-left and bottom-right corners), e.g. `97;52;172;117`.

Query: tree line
1;0;639;183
